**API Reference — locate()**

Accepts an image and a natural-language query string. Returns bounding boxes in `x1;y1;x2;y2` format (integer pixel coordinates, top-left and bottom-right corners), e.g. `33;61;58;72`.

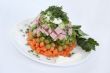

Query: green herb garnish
40;6;69;29
28;50;33;53
72;25;99;52
20;29;23;32
41;6;69;24
77;37;99;52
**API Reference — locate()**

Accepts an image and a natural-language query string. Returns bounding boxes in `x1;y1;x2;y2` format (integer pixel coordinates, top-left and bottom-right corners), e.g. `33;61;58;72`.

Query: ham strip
41;24;49;30
36;27;41;34
48;28;52;34
50;32;57;41
40;28;49;36
55;27;65;35
32;15;40;25
58;34;66;40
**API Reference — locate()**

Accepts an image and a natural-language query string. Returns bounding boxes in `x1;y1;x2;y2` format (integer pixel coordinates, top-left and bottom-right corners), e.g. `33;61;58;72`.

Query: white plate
10;18;92;66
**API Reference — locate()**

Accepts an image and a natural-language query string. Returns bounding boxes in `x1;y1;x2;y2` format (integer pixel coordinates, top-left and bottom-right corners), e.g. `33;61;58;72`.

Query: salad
26;6;99;58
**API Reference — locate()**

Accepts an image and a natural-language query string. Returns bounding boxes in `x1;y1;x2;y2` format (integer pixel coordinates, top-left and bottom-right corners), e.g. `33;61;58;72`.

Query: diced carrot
40;50;44;54
29;41;34;46
72;43;76;48
50;47;54;52
66;48;70;52
46;51;52;57
43;51;49;57
32;39;36;43
27;40;32;45
59;51;64;55
35;47;40;53
31;45;36;50
35;43;39;48
63;51;67;57
53;49;58;57
41;47;47;51
39;47;43;51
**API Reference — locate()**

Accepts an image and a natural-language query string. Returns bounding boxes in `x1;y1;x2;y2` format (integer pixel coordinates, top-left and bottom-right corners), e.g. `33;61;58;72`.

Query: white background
0;0;110;73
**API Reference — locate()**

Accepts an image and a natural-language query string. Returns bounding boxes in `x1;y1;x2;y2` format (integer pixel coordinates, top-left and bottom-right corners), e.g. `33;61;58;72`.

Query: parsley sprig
72;25;99;52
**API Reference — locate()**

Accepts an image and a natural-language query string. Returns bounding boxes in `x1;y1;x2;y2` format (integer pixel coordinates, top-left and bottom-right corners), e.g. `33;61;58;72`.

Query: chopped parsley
20;29;23;32
40;6;69;29
44;6;69;24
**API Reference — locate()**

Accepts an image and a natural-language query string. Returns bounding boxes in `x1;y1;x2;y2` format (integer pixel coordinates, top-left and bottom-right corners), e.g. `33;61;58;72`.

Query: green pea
58;46;63;51
46;44;51;49
40;37;45;42
66;40;69;44
51;43;55;47
45;40;50;44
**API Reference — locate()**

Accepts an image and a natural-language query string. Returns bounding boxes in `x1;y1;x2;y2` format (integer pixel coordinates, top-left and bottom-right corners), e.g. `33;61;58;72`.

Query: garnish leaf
72;25;87;36
76;29;88;36
72;25;99;52
72;25;81;29
76;37;99;52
